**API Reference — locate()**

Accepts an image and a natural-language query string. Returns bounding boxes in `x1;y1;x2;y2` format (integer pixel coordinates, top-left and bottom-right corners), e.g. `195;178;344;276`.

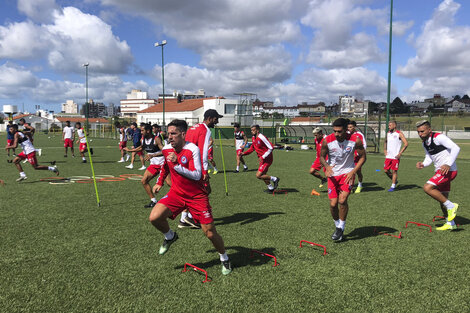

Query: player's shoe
125;155;130;161
64;154;67;157
447;203;459;222
264;188;274;193
184;216;201;229
234;169;239;173
50;166;59;176
436;223;457;231
354;186;362;194
319;178;327;188
126;164;134;169
177;221;192;229
138;166;146;171
331;227;344;241
388;187;395;192
212;169;218;175
208;169;212;174
311;189;320;196
117;159;125;163
144;201;157;208
82;159;87;163
243;167;248;172
221;260;232;275
273;177;280;189
16;175;27;182
158;232;179;255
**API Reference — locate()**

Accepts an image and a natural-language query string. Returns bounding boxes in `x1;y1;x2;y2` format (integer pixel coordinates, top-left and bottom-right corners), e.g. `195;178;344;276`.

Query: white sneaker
16;175;27;182
117;159;125;163
50;166;59;176
125;155;130;161
126;164;134;169
138;166;147;171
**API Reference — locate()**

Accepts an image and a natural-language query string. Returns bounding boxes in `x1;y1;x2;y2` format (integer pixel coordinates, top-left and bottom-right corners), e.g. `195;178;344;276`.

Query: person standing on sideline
347;121;367;193
384;120;408;191
149;119;232;275
75;122;92;163
115;121;128;163
241;124;280;192
126;122;146;170
320;118;366;242
62;121;75;157
416;120;460;231
309;127;327;195
233;123;248;173
6;120;15;156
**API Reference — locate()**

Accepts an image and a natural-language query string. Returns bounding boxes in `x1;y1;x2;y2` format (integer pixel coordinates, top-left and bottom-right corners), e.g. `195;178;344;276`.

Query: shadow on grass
214;212;285;226
90;161;116;164
345;226;399;241
275;188;299;193
397;184;421;191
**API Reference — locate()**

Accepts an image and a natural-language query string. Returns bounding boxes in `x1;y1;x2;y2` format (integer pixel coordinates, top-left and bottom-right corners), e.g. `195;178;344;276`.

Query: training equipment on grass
217;129;229;196
49;180;75;185
373;227;402;239
432;216;446;222
249;249;279;267
182;263;211;283
99;177;125;182
405;221;432;232
127;175;144;180
272;189;288;196
75;179;97;184
94;175;115;179
69;176;91;181
119;174;142;178
299;240;328;255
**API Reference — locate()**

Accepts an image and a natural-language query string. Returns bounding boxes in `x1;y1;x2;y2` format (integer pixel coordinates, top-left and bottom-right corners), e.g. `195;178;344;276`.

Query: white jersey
18;132;35;154
63;126;74;139
119;128;127;142
386;130;402;160
422;132;460;172
325;133;358;176
76;128;87;143
234;131;246;150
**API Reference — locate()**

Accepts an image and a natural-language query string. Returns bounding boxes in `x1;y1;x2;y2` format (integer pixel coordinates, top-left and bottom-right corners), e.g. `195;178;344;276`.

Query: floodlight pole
83;63;89;132
385;0;393;134
155;40;167;129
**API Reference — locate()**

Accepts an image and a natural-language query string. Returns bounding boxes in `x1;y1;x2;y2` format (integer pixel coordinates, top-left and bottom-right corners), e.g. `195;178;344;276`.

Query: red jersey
185;123;211;175
315;136;325;159
244;133;273;160
325;133;358;176
157;142;206;198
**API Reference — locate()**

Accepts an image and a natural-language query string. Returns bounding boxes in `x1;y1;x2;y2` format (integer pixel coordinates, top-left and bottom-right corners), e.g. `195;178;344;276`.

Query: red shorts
258;156;273;174
158;190;213;224
146;164;162;176
327;173;355;199
18;151;37;166
311;158;322;171
384;158;400;171
64;138;73;148
208;147;213;160
7;139;13;146
427;171;457;192
79;143;87;152
135;150;143;156
119;141;127;149
236;149;244;156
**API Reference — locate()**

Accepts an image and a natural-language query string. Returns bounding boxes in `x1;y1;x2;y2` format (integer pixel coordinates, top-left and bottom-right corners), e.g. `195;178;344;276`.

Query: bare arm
396;132;408;159
320;141;332;177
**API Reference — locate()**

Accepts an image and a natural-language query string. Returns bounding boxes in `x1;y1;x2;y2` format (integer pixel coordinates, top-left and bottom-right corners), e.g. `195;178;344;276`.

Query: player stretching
6;124;59;181
347;121;366;193
384;120;408;191
416;120;460;231
242;124;280;192
234;123;248;173
149;119;232;275
310;127;327;195
320;118;366;241
115;122;128;162
62;121;75;157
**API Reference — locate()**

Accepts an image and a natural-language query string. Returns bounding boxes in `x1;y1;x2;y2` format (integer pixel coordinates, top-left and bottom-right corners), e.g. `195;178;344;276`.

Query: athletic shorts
158;190;213;224
119;141;127;149
327;173;355;199
7;139;13;146
384;158;400;171
258;156;273;174
18;151;37;167
311;158;322;171
135;150;143;156
427;170;457;192
236;148;244;156
79;143;87;152
208;147;213;160
147;164;162;176
64;138;73;148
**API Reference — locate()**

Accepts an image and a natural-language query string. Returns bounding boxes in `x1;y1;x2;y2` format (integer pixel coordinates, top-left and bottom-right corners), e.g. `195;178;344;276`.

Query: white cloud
0;62;38;98
17;0;60;23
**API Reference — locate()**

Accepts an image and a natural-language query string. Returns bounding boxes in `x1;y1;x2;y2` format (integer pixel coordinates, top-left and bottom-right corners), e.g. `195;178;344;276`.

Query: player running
310;127;327;195
320;118;366;241
62;121;75;157
241;124;280;192
234;123;248;173
347;121;366;193
115;121;129;162
75;122;93;163
149;119;232;275
416;120;460;231
384;120;408;191
6;124;59;181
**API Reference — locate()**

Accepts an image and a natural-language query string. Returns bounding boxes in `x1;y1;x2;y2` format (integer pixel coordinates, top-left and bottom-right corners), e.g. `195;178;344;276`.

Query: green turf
1;133;470;312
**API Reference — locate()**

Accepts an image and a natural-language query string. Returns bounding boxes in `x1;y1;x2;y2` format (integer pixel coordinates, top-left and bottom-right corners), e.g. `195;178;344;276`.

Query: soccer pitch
1;133;470;312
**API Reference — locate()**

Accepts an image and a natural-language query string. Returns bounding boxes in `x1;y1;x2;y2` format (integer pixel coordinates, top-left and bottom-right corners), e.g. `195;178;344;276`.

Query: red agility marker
432;216;446;222
182;263;211;283
299;240;327;255
373;227;402;239
249;249;279;267
119;174;141;178
99;177;126;182
405;221;432;232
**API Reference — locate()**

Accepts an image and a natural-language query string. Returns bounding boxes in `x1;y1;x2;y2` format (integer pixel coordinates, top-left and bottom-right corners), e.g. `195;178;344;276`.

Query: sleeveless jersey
76;128;87;143
325;133;358;176
18;132;35;154
234;131;245;150
386;130;402;160
142;136;164;165
119;128;127;142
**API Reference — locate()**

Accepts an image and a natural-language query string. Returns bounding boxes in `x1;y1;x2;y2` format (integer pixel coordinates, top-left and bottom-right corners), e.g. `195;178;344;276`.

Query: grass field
1;133;470;312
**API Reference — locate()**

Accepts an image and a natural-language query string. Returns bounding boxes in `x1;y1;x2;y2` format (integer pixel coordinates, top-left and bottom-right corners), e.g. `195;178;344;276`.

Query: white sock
188;212;193;219
270;176;276;182
180;211;188;222
219;253;229;262
244;164;247;169
334;219;340;227
213;167;218;171
163;229;175;240
82;157;86;161
151;197;157;203
48;166;55;171
236;166;239;171
338;220;346;230
447;220;456;226
443;200;454;209
20;172;26;177
267;185;274;190
391;183;396;188
358;182;363;187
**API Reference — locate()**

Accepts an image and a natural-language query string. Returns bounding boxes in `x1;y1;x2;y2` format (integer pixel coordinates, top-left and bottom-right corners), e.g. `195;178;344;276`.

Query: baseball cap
312;127;322;134
204;109;223;119
415;119;429;127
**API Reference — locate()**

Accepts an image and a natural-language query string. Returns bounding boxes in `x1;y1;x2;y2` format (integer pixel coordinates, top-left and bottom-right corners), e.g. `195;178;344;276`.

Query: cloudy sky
1;0;470;113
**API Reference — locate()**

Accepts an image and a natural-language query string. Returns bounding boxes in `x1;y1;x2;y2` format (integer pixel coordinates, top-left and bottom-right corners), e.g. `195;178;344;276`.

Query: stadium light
154;40;167;129
83;63;89;132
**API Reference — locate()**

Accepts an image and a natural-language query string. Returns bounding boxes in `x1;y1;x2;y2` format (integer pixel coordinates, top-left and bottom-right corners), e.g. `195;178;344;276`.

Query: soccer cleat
234;170;239;173
50;166;60;176
331;227;344;241
243;167;248;172
436;223;457;231
117;159;125;163
184;216;201;229
125;164;134;169
212;169;218;175
447;203;459;222
158;232;179;255
319;178;327;188
82;160;87;163
64;154;67;157
273;177;280;189
388;187;395;192
16;175;27;182
208;169;212;174
264;189;274;193
138;166;147;171
221;260;232;275
144;201;157;208
354;186;362;194
311;189;320;196
177;221;192;229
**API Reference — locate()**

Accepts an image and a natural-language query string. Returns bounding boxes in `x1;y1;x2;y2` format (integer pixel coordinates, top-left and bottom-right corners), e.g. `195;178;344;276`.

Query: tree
453;95;461;100
462;94;469;100
390;97;407;114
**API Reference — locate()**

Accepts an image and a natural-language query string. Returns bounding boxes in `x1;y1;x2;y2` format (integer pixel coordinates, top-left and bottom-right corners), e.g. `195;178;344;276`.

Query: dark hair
131;122;137;127
75;122;81;127
168;119;188;132
348;120;357;126
10;124;19;130
390;120;397;125
234;123;240;128
152;124;161;129
251;124;260;130
66;120;71;125
332;118;349;129
140;122;147;127
19;118;26;123
144;124;152;132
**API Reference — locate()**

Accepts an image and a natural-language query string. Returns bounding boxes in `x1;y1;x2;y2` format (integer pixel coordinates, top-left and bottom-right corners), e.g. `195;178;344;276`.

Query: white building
339;95;355;114
120;89;157;118
263;106;299;117
62;100;78;114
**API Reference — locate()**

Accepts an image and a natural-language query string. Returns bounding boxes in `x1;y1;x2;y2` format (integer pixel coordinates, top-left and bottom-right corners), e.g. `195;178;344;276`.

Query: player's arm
200;130;211;175
154;160;170;193
259;134;273;159
436;135;460;174
383;137;387;156
242;141;255;155
125;146;143;152
26;124;35;133
345;137;366;183
6;133;19;149
396;132;408;159
172;148;202;181
417;149;432;169
62;129;65;141
320;141;332;177
243;132;248;147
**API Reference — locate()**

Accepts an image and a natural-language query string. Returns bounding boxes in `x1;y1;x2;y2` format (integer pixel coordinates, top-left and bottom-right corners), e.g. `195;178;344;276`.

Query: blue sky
1;0;470;113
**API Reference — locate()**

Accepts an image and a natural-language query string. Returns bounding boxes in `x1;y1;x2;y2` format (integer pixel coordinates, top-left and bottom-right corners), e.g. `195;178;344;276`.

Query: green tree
390;97;407;114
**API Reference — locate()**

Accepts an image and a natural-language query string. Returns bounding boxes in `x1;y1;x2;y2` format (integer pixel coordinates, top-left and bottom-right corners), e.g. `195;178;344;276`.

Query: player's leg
29;153;59;175
64;144;68;157
436;191;457;231
126;151;136;168
12;155;26;180
70;144;74;157
149;202;179;254
354;168;363;193
138;152;146;170
424;172;458;221
200;222;232;274
257;162;279;191
142;169;158;208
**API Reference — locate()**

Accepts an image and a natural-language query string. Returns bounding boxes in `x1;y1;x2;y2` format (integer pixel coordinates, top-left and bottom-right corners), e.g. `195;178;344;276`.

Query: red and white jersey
63;126;74;139
119;127;127;142
76;128;87;143
186;123;211;174
18;132;35;154
386;130;402;160
158;142;205;198
315;136;325;159
355;131;367;150
422;132;460;172
244;133;273;159
325;133;358;176
234;131;246;150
